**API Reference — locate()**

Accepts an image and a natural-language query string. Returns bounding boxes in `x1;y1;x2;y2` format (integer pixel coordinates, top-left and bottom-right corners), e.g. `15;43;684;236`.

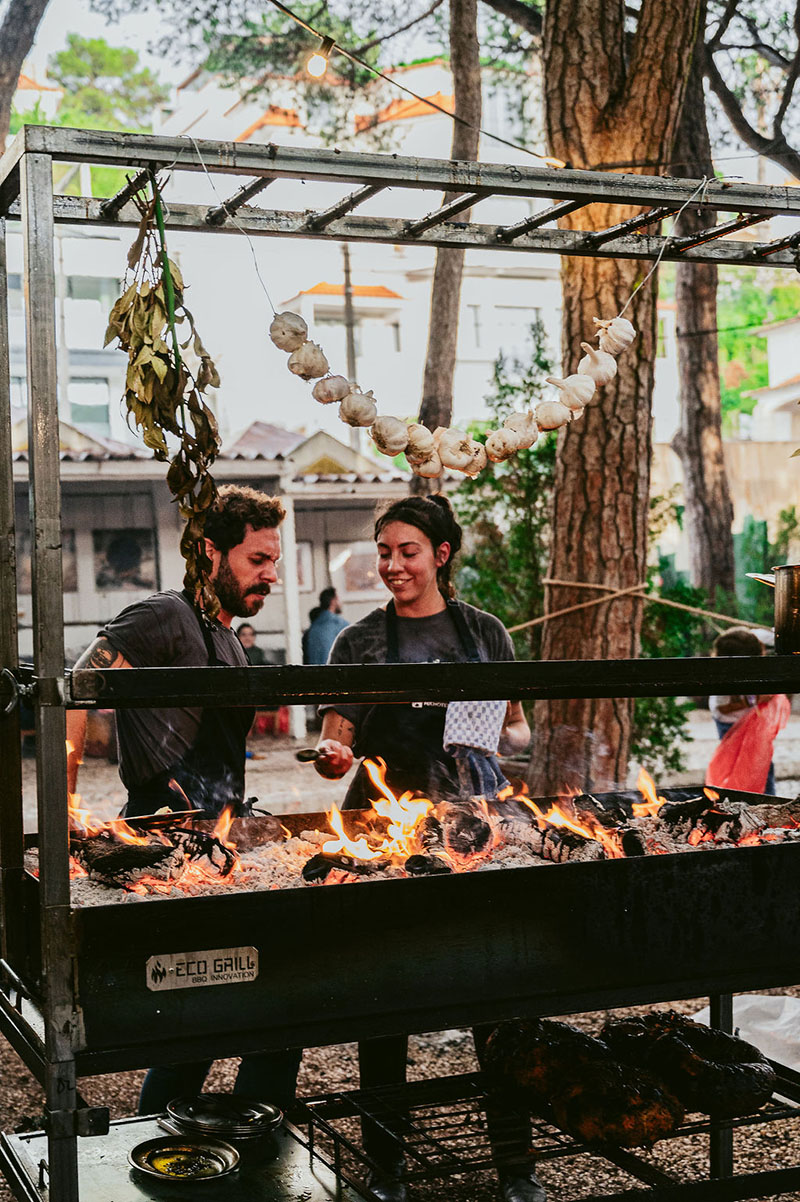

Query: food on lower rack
483;1018;611;1103
483;1018;684;1148
148;1145;224;1177
551;1060;684;1148
601;1010;777;1119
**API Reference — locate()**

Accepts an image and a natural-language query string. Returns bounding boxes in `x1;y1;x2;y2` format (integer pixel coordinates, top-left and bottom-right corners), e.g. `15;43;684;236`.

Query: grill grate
296;1067;800;1200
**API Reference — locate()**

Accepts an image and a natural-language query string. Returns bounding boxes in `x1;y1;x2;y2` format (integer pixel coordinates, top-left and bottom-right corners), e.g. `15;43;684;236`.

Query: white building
748;316;800;443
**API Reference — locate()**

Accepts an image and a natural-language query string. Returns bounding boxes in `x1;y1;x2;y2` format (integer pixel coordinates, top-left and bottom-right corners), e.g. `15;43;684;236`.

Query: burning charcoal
621;827;647;857
542;828;586;864
404;854;453;876
445;812;493;857
416;815;446;854
170;829;237;876
194;815;286;852
301;853;379;884
70;834;184;885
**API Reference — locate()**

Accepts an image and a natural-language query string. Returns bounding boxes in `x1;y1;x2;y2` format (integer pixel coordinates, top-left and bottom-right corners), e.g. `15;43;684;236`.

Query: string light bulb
306;36;335;78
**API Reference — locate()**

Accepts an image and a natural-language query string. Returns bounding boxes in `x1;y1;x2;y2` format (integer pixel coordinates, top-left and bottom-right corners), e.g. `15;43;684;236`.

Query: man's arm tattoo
75;637;127;672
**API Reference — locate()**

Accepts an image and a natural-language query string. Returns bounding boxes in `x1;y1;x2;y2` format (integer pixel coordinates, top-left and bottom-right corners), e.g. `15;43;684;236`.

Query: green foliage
717;267;800;430
10;36;168;198
453;319;555;660
734;507;800;623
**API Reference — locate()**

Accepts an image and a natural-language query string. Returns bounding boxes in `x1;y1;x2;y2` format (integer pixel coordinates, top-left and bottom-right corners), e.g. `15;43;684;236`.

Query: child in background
709;627;776;795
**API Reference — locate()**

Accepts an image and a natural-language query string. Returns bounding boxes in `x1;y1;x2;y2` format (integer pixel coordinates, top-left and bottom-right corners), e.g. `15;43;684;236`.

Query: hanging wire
618;177;711;316
183;133;279;315
267;0;566;168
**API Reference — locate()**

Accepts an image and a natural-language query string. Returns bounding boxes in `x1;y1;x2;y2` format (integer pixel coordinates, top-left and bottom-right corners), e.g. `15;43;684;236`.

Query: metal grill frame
2;126;800;1202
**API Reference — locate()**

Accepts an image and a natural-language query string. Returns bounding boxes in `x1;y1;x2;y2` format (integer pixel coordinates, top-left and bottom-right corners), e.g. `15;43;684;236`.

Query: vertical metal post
0;216;26;968
709;993;734;1178
279;489;306;738
342;244;360;454
21;151;79;1202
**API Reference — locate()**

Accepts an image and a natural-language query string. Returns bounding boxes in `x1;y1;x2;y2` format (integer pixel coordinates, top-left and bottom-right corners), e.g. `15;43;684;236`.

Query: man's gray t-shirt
100;590;248;789
321;601;514;747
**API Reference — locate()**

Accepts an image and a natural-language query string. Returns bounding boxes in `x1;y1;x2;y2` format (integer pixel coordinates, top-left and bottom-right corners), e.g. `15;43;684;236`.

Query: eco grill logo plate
146;947;259;991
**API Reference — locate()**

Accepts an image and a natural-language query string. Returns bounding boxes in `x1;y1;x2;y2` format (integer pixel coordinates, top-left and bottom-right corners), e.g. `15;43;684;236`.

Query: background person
305;586;348;666
709;626;779;794
311;495;539;1202
66;485;303;1114
236;622;267;665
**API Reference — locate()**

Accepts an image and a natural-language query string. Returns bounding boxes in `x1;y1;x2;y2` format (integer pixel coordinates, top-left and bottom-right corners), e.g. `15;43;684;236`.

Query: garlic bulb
503;410;539;450
371;416;409;457
485;428;521;463
339;388;378;427
288;341;329;381
436;428;475;472
534;399;572;430
546;373;596;412
577;342;617;387
463;441;488;477
592;315;636;356
312;374;351;404
406;423;436;464
269;312;308;352
411;450;443;479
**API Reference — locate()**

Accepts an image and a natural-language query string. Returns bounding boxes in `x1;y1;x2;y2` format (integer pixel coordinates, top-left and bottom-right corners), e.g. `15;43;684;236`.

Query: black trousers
358;1028;532;1174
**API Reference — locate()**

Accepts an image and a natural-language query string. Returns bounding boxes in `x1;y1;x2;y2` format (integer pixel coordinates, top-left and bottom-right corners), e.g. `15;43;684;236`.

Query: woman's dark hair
374;495;463;598
713;627;764;657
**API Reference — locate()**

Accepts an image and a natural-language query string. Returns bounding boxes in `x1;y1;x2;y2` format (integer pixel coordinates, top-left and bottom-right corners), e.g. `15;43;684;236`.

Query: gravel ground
6;720;800;1200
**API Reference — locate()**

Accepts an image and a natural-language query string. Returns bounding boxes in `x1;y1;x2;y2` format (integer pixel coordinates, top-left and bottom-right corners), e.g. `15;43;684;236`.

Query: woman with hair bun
315;494;529;808
313;495;540;1202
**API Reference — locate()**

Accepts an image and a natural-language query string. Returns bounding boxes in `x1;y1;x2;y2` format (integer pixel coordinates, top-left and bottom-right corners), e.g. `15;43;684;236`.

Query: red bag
706;694;790;793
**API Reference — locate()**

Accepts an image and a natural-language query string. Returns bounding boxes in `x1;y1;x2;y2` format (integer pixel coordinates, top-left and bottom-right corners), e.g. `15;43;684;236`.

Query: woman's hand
314;739;354;779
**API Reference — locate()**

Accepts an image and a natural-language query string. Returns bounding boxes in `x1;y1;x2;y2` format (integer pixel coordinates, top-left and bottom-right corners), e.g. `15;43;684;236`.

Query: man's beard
213;555;270;617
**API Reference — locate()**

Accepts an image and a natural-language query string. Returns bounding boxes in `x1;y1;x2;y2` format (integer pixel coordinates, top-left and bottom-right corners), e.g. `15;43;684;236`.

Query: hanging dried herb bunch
104;172;222;616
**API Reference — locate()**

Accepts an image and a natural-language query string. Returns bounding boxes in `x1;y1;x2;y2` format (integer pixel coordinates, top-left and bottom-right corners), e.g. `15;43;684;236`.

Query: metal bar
305;184;384;230
68;654;800;708
582;204;684;247
495;199;586;242
709;994;735;1179
601;1146;678;1186
20;150;78;1202
32;196;800;269
97;167;151;219
752;229;800;258
14;126;800;217
670;212;766;252
205;174;275;225
405;190;485;236
586;1165;800;1201
0;217;26;972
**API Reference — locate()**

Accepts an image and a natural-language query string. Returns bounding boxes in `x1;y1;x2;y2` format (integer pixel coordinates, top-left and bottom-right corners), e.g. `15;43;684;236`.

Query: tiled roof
355;91;454;132
235;106;303;141
17;73;60;92
223;421;306;459
296;282;403;299
747;372;800;397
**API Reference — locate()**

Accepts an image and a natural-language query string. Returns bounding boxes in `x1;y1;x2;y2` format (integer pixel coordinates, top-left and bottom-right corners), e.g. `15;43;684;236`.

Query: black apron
342;600;481;809
121;593;255;819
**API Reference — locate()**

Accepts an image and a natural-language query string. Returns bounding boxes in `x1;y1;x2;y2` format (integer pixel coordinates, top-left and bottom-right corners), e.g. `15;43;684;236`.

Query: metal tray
128;1134;239;1181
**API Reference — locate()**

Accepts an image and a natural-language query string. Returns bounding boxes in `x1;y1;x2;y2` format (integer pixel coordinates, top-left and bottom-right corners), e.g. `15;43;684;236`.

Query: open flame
632;769;669;819
520;796;625;860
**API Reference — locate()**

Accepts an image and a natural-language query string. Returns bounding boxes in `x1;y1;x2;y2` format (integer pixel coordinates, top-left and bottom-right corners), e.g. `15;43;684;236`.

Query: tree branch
352;0;446;56
707;0;739;49
703;43;800;179
479;0;542;37
774;48;800;131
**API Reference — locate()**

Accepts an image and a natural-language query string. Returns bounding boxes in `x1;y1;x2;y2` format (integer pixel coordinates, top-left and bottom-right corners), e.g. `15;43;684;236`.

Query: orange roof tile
17;73;60;92
236;106;302;141
355;91;454;132
298;282;403;299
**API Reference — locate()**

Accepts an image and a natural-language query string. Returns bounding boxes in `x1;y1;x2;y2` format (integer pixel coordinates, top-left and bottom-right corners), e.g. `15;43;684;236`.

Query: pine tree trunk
0;0;52;143
528;0;701;795
412;0;481;494
671;4;736;603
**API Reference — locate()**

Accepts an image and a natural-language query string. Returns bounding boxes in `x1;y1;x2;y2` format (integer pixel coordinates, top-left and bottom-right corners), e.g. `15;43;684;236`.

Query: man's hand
314;740;354;779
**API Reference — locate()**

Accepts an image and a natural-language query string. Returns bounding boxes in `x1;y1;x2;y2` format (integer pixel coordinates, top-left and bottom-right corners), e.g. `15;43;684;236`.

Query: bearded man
66;485;285;818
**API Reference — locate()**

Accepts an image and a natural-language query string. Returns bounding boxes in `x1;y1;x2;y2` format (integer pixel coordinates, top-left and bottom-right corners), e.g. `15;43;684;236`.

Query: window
468;305;482;348
328;540;387;600
494;305;542;355
93;529;157;591
69;378;111;433
315;313;362;357
67;276;120;307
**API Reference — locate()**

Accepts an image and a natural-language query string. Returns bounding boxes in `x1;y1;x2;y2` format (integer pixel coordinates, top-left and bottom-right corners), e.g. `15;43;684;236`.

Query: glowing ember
520;797;624;859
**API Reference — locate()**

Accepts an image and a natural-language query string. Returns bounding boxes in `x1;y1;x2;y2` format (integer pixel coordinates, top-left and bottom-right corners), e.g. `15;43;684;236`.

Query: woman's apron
341;599;483;809
122;594;255;818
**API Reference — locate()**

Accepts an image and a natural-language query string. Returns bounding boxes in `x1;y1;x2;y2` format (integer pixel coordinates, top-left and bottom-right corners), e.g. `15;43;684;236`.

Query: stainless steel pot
747;565;800;654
